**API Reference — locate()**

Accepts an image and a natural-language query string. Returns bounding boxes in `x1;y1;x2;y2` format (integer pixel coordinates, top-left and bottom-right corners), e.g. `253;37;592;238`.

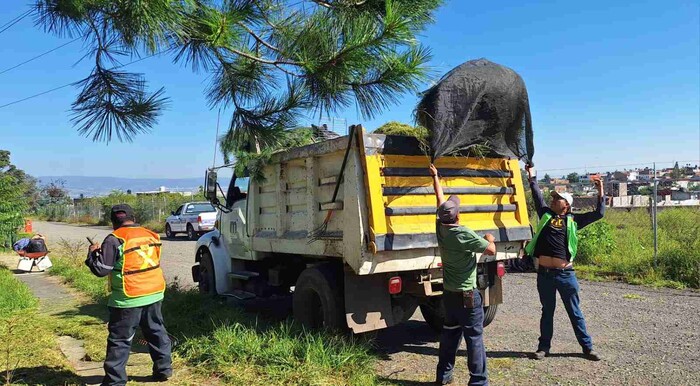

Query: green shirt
436;221;489;292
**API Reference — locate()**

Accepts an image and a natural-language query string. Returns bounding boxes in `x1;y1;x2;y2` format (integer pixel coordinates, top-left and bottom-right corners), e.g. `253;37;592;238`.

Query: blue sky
0;0;698;179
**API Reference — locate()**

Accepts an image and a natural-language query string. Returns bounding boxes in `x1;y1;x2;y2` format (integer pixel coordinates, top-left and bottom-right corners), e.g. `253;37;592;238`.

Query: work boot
151;372;172;382
583;349;602;361
533;350;548;360
435;375;453;385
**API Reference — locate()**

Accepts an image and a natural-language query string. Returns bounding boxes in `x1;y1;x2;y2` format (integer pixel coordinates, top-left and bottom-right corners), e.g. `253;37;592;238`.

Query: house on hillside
638;168;654;182
135;186;195;197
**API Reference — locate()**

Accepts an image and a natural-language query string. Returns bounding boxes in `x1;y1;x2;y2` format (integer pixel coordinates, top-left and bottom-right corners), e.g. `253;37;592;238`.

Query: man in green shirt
431;164;496;386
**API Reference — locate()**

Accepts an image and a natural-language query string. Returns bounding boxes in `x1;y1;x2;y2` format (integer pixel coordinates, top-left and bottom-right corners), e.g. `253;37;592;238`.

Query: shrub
577;219;616;265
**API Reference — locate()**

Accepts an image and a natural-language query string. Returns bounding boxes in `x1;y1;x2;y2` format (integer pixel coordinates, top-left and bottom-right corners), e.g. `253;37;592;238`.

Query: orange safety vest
112;226;166;298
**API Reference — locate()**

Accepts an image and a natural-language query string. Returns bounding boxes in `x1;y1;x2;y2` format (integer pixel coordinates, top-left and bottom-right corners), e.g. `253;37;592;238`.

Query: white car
165;202;217;240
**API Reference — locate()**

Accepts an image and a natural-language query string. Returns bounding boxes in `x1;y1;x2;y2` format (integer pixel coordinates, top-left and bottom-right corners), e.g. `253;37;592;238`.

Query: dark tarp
416;58;535;164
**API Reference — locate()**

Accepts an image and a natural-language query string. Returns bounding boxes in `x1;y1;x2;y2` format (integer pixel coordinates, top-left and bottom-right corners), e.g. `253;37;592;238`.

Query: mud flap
344;269;395;334
482;275;503;306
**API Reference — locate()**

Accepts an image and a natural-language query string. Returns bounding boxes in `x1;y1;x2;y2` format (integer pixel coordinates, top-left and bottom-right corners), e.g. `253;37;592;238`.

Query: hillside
38;176;206;197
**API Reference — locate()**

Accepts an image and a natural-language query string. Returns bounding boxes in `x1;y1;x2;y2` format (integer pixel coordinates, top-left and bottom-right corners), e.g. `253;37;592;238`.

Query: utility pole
653;162;658;266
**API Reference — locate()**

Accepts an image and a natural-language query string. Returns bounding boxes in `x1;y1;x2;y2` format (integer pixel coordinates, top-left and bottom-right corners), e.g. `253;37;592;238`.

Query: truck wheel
165;224;174;239
420;299;445;333
483;305;498;327
420;300;499;332
187;224;197;240
293;264;346;331
198;251;217;295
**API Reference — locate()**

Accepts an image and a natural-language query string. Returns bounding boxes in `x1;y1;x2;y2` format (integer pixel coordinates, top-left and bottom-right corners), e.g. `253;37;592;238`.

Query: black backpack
25;238;48;253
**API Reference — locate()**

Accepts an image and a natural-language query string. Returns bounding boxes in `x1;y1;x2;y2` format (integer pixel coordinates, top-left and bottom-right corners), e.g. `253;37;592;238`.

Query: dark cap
437;195;460;224
110;204;135;225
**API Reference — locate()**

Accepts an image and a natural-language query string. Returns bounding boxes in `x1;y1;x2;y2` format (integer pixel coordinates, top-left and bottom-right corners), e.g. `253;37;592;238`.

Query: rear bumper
197;224;215;232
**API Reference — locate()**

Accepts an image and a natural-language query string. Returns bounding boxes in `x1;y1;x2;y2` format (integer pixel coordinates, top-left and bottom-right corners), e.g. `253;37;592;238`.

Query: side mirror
205;170;218;202
171;211;175;216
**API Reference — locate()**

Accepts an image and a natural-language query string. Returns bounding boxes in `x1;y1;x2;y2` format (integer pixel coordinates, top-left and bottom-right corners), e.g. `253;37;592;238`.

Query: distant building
136;187;195;197
554;185;568;194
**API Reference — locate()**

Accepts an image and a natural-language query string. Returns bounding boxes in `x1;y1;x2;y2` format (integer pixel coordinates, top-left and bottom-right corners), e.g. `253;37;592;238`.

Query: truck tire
420;300;499;333
165;224;174;239
483;305;498;327
420;299;444;333
293;264;346;331
198;251;217;295
187;224;197;240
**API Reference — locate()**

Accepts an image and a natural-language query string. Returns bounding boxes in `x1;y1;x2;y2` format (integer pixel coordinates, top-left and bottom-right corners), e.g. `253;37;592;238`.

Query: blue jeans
537;268;593;352
103;301;172;386
436;290;488;386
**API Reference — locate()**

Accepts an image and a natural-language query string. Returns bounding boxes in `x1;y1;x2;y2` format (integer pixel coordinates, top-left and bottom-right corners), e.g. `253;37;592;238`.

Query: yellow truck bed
247;127;531;275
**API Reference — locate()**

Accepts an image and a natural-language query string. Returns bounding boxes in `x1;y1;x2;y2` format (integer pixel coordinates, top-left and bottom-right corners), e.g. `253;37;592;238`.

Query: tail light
197;215;202;223
497;262;506;277
388;276;402;294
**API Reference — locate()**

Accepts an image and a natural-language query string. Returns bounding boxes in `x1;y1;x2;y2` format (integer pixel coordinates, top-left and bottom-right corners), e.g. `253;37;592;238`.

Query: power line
0;50;169;110
0;9;32;35
0;37;82;76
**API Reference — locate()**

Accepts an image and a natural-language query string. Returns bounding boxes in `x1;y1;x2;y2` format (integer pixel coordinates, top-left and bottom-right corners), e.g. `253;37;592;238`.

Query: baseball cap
437;195;461;224
550;191;574;207
110;204;136;225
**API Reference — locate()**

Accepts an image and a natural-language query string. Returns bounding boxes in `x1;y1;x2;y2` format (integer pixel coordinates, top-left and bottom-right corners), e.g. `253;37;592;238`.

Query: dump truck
191;125;531;333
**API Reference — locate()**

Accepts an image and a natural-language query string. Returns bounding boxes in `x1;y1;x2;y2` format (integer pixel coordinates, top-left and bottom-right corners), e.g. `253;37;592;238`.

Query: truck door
222;200;249;259
173;205;184;231
220;178;251;260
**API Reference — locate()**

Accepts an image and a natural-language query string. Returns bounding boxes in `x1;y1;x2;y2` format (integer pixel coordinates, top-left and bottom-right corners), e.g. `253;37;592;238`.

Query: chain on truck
191;125;531;333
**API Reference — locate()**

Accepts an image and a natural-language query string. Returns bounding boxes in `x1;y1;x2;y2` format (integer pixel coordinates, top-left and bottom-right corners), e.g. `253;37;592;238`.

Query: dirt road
376;274;700;385
32;221;700;385
33;221;197;288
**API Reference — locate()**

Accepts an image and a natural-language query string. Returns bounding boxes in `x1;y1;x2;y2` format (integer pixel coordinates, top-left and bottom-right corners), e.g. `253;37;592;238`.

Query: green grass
47;251;383;385
0;266;38;315
575;207;700;289
50;250;111;301
0;265;80;384
622;293;645;300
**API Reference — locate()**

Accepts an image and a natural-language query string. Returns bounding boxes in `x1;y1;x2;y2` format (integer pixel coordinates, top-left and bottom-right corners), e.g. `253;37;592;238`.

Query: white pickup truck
165;202;217;240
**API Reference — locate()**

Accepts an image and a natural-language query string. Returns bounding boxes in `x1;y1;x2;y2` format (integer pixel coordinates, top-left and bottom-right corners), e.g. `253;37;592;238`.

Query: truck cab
192;126;531;333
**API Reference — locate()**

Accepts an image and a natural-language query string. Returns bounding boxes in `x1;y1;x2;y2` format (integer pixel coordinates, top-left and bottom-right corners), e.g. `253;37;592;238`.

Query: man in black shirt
524;165;605;361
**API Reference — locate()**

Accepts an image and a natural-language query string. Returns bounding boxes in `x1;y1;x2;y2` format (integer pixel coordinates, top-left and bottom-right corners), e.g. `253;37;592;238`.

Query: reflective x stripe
95;261;114;271
134;246;158;270
443;325;461;330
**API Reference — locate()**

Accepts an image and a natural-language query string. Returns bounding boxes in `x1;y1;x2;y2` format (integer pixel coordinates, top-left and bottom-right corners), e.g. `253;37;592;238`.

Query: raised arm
430;164;446;207
525;164;547;216
574;178;606;229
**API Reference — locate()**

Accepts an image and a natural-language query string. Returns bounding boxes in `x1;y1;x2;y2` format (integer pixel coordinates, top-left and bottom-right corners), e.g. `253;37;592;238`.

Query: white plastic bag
17;258;33;272
35;256;53;271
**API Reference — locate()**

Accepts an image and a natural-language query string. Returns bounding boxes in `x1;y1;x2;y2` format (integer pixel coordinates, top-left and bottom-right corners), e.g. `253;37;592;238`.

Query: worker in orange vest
85;204;172;385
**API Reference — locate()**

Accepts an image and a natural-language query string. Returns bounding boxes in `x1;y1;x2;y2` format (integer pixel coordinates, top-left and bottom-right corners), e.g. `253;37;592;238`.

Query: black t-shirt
528;178;606;262
533;214;568;260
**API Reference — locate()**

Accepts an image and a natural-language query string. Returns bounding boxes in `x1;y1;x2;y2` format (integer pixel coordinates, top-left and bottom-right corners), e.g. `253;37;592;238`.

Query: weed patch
47;253;383;385
575;208;700;288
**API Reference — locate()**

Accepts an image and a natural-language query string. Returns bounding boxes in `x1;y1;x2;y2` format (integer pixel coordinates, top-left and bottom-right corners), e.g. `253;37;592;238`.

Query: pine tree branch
236;21;279;52
221;46;301;66
310;0;367;8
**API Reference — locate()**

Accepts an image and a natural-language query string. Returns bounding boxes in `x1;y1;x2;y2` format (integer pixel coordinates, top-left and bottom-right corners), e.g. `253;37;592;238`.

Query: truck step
222;290;256;300
228;270;260;281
